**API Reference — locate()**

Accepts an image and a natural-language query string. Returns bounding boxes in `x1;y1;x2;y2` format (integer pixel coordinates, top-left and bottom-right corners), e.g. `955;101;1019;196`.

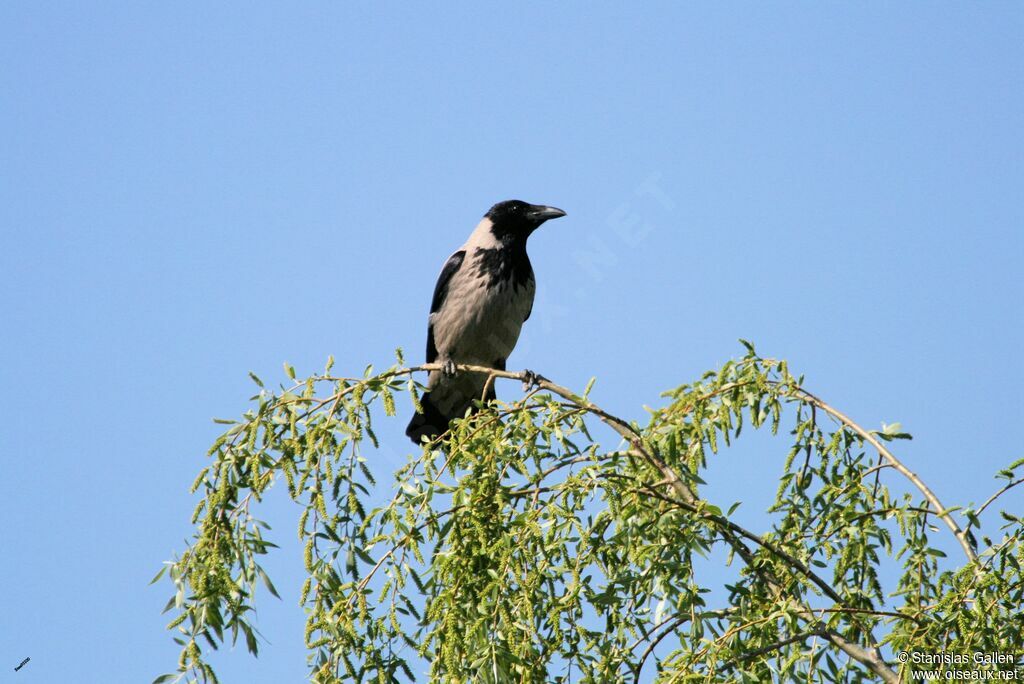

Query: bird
406;200;566;444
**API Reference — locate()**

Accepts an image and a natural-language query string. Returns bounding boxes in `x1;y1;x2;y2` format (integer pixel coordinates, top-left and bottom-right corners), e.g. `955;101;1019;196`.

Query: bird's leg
442;359;458;377
520;369;542;391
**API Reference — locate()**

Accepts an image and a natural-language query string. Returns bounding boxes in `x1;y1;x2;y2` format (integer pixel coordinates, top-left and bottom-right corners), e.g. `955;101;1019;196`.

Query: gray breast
430;251;535;365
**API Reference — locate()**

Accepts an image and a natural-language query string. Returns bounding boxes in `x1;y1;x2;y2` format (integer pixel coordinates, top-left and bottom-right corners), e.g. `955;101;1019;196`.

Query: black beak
526;205;567;223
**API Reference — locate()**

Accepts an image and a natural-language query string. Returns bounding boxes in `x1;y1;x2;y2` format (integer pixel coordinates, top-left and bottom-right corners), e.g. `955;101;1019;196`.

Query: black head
484;200;566;241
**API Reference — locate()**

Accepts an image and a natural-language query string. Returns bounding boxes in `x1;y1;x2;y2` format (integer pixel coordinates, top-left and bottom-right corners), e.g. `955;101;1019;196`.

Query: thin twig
631;609;736;678
788;386;978;565
625;481;846;605
976;477;1024;517
719;629;826;673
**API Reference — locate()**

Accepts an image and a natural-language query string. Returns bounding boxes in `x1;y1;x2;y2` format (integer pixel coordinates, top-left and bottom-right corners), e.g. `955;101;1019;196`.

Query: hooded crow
406;200;566;444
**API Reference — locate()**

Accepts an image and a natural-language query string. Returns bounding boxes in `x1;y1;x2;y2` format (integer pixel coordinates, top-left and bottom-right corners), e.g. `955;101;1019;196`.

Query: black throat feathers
473;243;534;291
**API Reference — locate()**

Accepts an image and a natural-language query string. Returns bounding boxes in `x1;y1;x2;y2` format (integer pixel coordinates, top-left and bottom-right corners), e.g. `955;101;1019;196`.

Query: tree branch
719;629;826;673
788;386;978;564
631;610;735;680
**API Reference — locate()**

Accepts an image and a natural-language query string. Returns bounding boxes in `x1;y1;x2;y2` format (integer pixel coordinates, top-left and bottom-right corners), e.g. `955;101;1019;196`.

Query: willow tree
153;344;1023;683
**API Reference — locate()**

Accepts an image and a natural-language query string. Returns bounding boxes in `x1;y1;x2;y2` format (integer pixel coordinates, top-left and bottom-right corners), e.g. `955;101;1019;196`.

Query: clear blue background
2;3;1021;682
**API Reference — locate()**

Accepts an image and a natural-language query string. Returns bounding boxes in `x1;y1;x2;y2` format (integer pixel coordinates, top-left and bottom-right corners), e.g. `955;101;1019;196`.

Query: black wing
522;268;536;321
425;250;466;363
426;324;438;364
430;250;466;313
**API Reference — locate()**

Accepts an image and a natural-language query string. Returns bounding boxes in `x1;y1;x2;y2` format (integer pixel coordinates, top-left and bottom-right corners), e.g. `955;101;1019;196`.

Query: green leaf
257;566;280;599
152;675;179;684
355;546;376;565
242;622;259;655
879;421;913;440
149;564;169;585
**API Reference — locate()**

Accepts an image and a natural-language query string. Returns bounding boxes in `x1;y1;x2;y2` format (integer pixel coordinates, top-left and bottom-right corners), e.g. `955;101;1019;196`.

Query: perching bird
406;200;566;444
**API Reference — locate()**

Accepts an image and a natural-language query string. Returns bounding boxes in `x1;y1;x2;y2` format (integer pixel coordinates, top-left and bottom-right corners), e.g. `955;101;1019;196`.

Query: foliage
154;345;1024;683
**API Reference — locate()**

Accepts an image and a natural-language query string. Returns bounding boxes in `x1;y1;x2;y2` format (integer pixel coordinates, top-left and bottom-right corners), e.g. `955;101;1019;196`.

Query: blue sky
2;3;1022;682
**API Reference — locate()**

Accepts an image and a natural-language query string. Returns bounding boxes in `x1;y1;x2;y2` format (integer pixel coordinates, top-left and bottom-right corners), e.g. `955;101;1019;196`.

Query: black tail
405;391;450;444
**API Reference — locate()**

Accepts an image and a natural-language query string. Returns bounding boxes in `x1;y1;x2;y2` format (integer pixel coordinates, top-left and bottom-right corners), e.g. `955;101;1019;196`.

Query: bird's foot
521;369;542;391
442;359;458;377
